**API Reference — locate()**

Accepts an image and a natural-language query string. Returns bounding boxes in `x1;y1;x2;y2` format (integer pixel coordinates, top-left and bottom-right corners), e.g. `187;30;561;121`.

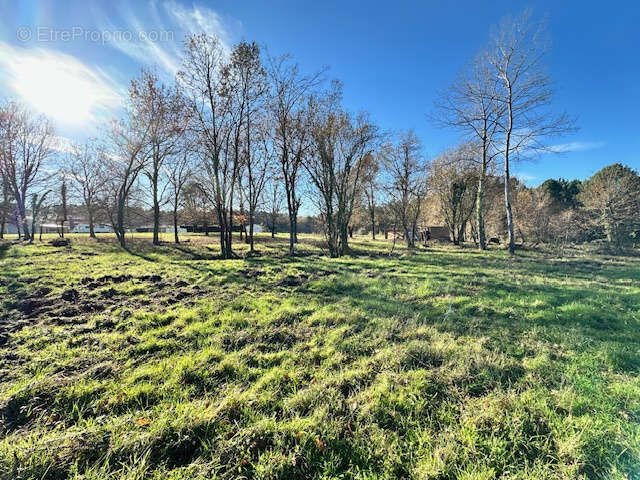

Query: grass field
1;233;639;479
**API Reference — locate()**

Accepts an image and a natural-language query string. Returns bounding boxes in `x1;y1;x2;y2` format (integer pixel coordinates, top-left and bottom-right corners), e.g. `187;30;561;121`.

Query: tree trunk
14;194;30;241
604;216;616;245
288;214;296;255
457;222;466;245
173;205;180;244
30;217;36;244
249;218;254;252
505;171;515;254
403;213;414;248
15;213;21;239
404;227;413;248
476;164;487;250
20;213;30;241
227;194;234;258
152;168;160;246
504;84;515;255
116;193;126;248
326;212;339;258
0;186;7;239
88;209;96;238
340;224;350;256
217;207;227;258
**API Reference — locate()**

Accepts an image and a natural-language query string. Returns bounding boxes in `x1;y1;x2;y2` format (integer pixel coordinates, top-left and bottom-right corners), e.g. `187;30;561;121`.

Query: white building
72;223;113;233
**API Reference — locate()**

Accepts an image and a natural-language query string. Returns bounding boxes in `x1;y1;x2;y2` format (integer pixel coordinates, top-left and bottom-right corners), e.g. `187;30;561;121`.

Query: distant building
136;225;187;234
426;226;450;241
38;223;70;234
181;224;243;233
72;223;113;233
2;222;20;235
404;225;451;243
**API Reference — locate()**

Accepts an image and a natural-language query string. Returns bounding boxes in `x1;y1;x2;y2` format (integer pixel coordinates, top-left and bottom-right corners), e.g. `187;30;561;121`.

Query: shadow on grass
0;242;11;259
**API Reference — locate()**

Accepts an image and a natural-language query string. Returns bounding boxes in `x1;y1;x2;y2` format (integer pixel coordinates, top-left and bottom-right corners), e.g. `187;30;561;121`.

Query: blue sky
0;0;638;185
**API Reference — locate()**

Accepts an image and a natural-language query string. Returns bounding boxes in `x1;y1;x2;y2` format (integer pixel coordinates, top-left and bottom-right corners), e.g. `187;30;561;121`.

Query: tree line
1;11;639;255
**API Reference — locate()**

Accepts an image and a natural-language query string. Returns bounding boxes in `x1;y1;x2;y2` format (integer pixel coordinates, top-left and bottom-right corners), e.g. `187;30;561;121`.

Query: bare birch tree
434;52;503;250
488;10;574;253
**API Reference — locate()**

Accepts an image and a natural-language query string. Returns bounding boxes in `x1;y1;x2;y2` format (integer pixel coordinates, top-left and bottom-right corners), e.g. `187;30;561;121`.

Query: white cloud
0;42;123;128
100;9;182;75
99;1;237;76
546;141;604;153
164;0;234;47
51;135;77;154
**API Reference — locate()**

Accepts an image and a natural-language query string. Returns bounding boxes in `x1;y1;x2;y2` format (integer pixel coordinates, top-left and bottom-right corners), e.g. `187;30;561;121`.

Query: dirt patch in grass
276;274;309;287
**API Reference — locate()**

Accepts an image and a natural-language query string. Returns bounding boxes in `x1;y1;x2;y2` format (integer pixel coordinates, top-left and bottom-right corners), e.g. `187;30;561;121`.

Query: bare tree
513;185;558;245
228;42;268;253
0;100;55;241
580;163;640;247
166;151;193;244
68;140;107;238
239;121;271;252
488;10;574;253
179;34;237;259
29;189;51;244
0;174;11;239
57;174;68;237
307;89;378;257
361;152;380;240
382;131;428;248
267;54;322;255
129;69;187;245
430;146;478;245
182;181;211;235
434;52;503;250
105;114;150;248
264;169;284;238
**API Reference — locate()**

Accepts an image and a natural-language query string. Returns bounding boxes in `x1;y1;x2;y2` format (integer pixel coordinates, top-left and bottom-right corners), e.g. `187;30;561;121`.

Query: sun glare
0;44;121;127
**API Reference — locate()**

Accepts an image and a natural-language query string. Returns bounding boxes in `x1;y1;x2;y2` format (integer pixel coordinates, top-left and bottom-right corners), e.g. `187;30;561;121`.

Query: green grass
1;233;639;479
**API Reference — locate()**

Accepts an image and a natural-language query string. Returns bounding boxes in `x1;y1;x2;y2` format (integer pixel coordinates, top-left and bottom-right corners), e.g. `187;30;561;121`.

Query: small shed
427;226;450;241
